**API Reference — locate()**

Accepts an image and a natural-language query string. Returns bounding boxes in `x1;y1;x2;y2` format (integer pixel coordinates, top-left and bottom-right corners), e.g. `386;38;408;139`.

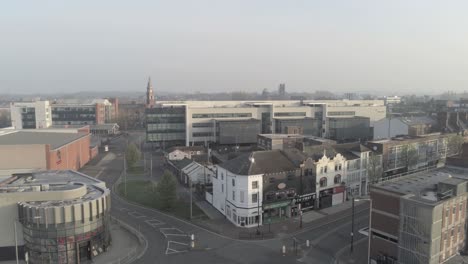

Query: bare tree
367;152;383;184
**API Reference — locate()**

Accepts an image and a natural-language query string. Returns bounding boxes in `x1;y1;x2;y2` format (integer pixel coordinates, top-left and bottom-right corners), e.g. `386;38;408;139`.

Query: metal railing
107;216;148;264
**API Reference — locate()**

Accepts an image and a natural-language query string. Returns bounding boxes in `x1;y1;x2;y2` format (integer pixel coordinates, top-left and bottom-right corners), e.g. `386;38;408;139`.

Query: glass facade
21;216;110;264
146;107;186;145
51;106;96;125
21;107;36;129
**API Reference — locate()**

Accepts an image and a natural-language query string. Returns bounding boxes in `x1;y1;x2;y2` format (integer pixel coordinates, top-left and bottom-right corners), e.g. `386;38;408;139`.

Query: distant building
146;77;155;108
0;129;96;171
326;116;372;142
278;83;286;98
366;133;461;178
10;99;119;128
166;146;207;161
383;96;401;105
51;98;118;126
10;101;52;129
370;169;468;263
257;134;335;151
373;116;438;140
0;170;111;263
146;99;386;147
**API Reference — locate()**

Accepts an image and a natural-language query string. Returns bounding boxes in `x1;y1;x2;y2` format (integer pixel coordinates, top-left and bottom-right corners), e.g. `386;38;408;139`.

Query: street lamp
354;198;372;264
15;216;41;264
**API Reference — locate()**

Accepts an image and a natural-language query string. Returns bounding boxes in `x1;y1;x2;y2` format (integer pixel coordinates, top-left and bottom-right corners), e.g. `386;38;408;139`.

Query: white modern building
10;101;52;129
146;100;386;146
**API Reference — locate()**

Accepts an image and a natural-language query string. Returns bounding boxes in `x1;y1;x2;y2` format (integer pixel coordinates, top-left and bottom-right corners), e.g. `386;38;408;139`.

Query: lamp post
354;198;372;264
15;216;41;264
350;196;355;253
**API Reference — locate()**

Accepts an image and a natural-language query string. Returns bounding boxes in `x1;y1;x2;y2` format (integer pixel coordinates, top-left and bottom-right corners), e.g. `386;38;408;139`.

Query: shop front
291;193;316;215
263;200;292;222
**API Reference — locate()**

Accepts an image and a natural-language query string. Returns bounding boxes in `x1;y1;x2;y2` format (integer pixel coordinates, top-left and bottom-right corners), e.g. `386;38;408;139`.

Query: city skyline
1;1;468;94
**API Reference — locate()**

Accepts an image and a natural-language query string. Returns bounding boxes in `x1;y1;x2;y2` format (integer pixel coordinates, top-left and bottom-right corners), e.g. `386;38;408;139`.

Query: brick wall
47;135;91;170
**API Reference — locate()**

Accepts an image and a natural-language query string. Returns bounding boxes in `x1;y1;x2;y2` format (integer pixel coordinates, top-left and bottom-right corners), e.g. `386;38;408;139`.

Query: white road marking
145;219;165;227
165;241;189;255
128;211;146;218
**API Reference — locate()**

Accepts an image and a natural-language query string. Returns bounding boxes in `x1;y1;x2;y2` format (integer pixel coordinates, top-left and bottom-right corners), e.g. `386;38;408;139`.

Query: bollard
306;239;310;247
191;234;195;248
282;245;286;256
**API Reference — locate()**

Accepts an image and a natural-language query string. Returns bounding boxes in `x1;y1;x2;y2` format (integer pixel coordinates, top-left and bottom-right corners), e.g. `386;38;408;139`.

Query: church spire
146;76;155;108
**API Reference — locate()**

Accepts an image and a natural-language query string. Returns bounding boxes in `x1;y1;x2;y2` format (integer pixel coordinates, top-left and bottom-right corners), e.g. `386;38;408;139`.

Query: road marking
160;228;187;238
145;219;165;227
95;168;104;179
128;211;146;218
165;241;189;255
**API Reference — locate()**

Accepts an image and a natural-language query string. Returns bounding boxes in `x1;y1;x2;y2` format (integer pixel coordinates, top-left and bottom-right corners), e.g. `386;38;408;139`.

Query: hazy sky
1;1;468;95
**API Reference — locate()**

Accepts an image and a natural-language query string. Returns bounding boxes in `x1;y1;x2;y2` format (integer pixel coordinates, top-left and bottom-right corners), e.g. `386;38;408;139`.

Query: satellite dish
278;183;286;189
373;146;377;151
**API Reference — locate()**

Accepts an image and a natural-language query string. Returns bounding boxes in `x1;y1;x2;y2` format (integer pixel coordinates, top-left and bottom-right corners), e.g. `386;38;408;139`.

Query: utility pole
150;152;153;178
350;197;355;253
124;153;127;197
257;190;261;235
189;177;193;220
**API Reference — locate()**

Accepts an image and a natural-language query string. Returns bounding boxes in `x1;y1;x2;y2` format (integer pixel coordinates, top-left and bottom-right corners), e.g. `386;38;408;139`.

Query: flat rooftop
0;130;88;149
374;167;468;203
0;170;107;207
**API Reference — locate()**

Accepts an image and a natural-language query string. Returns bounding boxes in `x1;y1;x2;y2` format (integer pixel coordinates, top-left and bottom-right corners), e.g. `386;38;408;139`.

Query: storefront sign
292;193;316;204
263;201;291;210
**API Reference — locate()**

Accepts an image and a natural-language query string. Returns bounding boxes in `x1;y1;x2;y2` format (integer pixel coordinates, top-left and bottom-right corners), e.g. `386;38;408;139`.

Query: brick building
0;129;96;171
370;169;468;263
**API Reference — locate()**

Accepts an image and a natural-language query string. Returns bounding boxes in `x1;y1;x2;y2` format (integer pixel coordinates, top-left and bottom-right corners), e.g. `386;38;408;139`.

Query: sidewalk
0;222;141;264
192;198;369;240
93;221;142;264
334;237;368;264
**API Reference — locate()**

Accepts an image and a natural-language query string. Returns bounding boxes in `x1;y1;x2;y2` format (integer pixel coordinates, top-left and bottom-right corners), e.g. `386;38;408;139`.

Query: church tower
146;77;155;108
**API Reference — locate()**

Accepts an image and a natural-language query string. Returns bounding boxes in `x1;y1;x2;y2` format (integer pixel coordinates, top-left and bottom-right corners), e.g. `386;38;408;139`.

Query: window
269;177;275;183
334;175;342;184
320;167;324;174
320;177;327;187
193;132;213;137
324;166;327;173
192;122;212;128
335;165;338;171
232;179;235;186
274;112;306;117
192;113;252;118
287;174;294;181
232;191;235;201
252;193;258;203
252;181;258;189
221;173;224;180
222;184;224;193
328;111;355;116
240;191;244;203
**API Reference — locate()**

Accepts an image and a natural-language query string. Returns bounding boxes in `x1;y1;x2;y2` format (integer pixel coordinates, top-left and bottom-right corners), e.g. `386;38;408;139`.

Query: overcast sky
1;1;468;95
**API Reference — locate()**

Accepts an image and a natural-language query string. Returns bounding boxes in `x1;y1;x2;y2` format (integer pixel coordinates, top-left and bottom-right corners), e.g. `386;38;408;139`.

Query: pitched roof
0;131;89;150
171;158;194;170
167;146;205;153
219;150;297;175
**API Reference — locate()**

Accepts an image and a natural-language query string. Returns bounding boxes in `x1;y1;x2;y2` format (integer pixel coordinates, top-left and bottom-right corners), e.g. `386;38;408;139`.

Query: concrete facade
0;170;111;263
10;101;52;129
146;100;386;146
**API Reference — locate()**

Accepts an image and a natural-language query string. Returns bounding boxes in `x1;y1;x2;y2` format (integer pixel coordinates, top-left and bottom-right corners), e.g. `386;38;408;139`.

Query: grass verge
117;180;206;220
